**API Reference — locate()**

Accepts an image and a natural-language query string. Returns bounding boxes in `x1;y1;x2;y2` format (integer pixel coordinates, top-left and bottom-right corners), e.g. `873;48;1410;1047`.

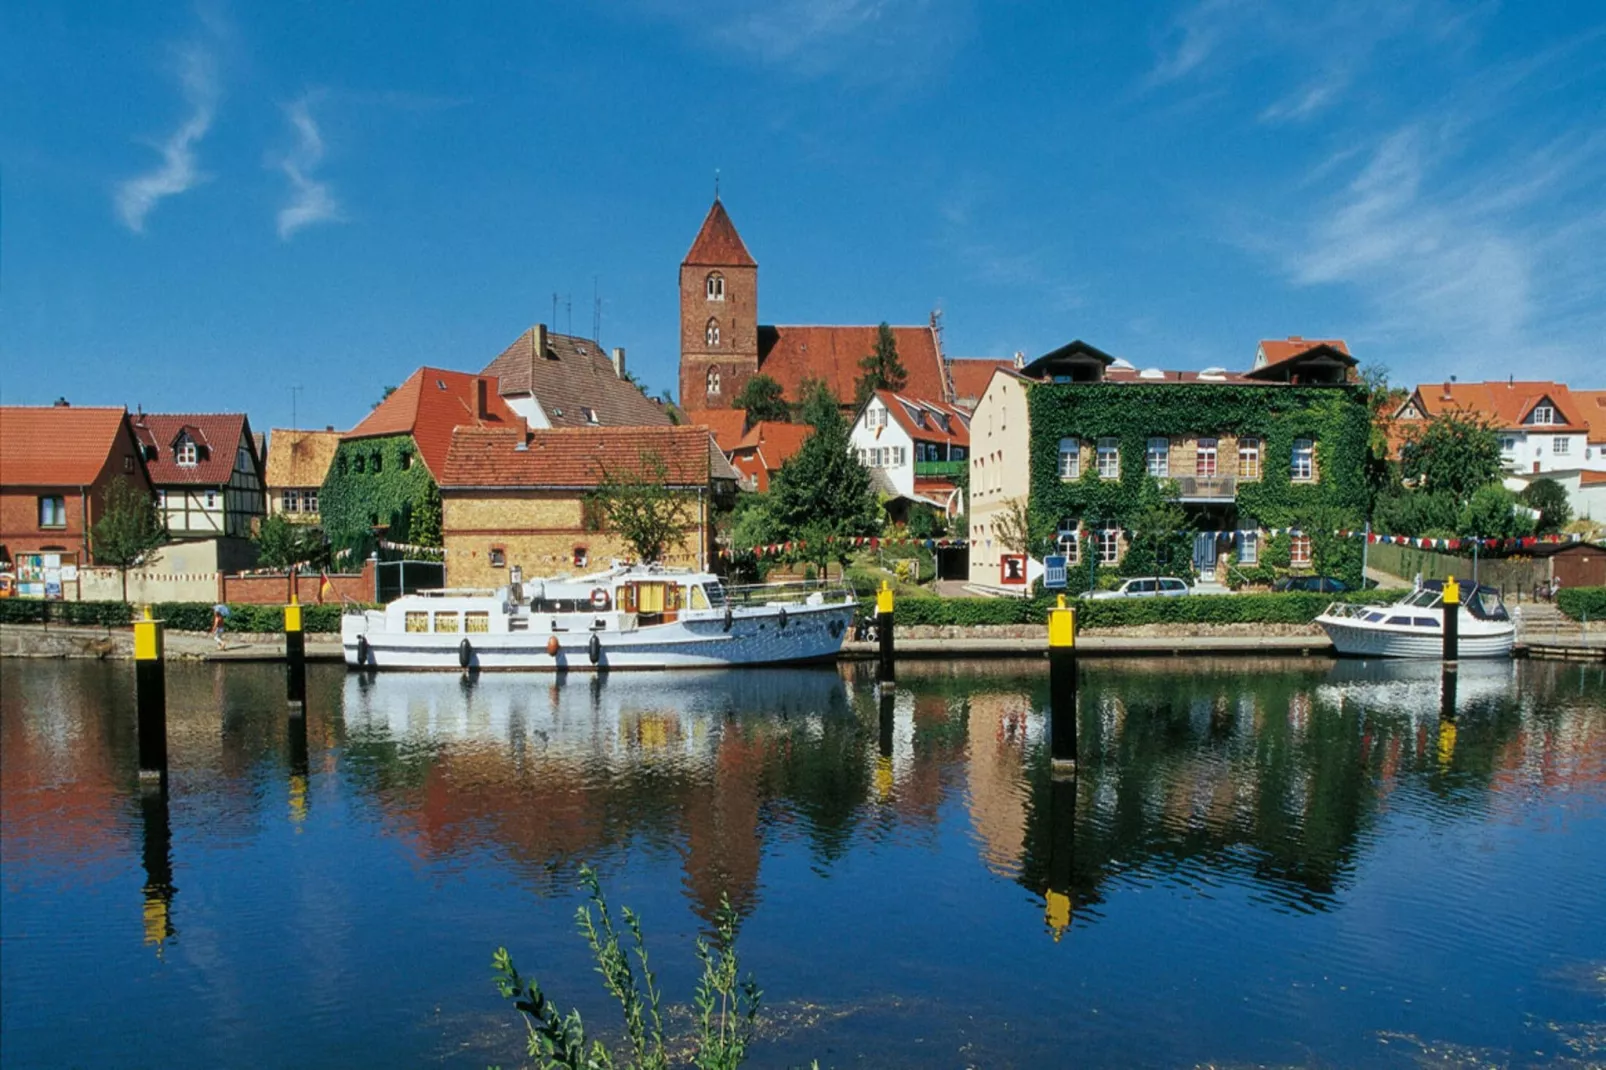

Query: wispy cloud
274;96;342;241
114;44;219;232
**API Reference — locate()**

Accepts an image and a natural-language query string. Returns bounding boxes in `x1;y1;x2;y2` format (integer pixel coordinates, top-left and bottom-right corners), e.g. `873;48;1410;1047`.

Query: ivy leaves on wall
319;434;444;556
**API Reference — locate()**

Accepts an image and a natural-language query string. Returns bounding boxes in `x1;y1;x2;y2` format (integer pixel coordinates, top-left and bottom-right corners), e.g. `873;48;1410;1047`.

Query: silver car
1089;577;1192;599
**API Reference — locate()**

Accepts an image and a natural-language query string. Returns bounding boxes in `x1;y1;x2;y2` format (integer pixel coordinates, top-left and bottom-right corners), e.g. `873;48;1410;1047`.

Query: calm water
2;657;1603;1068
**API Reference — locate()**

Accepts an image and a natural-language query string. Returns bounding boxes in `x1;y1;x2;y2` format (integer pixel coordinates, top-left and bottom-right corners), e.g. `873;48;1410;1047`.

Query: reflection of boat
1315;581;1514;659
1316;658;1516;717
340;564;857;671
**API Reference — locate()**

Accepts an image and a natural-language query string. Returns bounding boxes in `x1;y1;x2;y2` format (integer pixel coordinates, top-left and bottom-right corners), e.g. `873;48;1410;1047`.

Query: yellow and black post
876;580;895;683
875;683;895;802
285;595;306;711
139;778;176;948
1442;575;1460;667
134;607;167;779
1044;771;1077;941
1048;594;1078;773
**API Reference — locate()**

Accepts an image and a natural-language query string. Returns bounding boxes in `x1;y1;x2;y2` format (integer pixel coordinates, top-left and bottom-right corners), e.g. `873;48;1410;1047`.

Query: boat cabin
1394;581;1509;622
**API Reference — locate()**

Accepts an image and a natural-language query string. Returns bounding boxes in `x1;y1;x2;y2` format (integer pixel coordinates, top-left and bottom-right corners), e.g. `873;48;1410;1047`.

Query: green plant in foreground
493;866;760;1070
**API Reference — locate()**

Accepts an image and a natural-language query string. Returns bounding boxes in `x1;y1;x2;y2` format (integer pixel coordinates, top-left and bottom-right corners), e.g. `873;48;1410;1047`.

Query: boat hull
1316;618;1514;659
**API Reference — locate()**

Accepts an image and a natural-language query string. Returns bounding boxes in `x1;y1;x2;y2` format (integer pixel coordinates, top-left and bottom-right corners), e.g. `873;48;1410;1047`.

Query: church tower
680;199;759;411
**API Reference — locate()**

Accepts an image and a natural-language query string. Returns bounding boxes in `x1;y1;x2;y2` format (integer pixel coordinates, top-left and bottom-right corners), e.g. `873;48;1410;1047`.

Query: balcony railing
914;460;966;478
1171;475;1238;500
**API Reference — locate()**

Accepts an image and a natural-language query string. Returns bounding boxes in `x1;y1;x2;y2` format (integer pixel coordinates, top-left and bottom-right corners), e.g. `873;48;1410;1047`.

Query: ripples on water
2;656;1603;1068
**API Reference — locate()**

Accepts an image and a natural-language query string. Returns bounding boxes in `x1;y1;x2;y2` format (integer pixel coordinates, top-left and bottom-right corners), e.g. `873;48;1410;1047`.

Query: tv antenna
291;385;304;430
593;276;601;342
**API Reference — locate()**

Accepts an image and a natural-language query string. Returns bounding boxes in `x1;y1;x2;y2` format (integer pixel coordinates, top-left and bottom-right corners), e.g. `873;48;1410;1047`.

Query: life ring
777;608;788;629
356;634;369;665
590;587;611;610
588;633;602;665
459;638;472;669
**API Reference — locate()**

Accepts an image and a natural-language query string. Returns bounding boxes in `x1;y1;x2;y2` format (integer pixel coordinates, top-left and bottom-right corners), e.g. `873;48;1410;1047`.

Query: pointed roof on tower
683;198;756;267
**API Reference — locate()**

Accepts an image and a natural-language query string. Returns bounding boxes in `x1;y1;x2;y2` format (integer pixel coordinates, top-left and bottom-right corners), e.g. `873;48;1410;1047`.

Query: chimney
1288;335;1303;342
529;323;549;388
326;424;334;431
1013;350;1025;369
612;347;626;379
53;397;70;407
473;377;489;420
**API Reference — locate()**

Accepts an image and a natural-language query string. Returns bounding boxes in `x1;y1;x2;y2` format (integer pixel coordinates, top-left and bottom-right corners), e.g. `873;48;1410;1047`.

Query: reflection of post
1437;667;1458;767
135;609;167;781
877;581;895;683
285;596;307;710
1048;595;1078;773
1442;575;1460;668
139;782;177;949
288;707;310;827
1044;773;1076;942
875;685;894;801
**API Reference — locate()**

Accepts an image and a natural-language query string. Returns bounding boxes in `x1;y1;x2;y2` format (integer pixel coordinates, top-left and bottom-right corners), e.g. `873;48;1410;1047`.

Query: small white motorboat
1315;580;1515;659
341;564;858;672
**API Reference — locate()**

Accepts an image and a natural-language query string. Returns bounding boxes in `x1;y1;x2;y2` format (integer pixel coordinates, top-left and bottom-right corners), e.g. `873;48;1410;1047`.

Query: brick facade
679;260;759;411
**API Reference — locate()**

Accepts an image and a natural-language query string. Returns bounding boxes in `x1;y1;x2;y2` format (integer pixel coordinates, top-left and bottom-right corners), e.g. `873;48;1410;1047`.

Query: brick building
438;425;738;587
0;405;152;597
264;428;342;523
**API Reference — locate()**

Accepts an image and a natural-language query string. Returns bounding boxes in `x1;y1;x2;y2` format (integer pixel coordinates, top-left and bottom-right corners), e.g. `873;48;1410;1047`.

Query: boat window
1364;612;1386;622
702;582;727;608
465;612;490;633
1467;589;1509;621
1384;616;1410;626
637;583;666;614
689;585;710;610
433;612;460;633
405;611;429;633
1414;617;1436;627
533;598;585;613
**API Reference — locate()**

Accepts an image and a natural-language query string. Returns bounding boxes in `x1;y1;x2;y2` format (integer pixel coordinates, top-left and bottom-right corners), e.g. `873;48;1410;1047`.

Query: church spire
683;198;755;267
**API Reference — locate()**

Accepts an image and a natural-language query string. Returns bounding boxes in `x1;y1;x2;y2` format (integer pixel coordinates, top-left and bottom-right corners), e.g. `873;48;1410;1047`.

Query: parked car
1274;576;1349;593
1090;577;1192;599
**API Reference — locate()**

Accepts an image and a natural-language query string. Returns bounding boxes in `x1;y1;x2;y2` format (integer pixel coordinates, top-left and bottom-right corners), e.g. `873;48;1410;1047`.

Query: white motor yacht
1315;580;1515;659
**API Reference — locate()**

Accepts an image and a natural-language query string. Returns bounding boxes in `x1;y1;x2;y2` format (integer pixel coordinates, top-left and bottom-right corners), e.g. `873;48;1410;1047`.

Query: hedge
1556;587;1606;622
0;599;354;633
857;588;1404;630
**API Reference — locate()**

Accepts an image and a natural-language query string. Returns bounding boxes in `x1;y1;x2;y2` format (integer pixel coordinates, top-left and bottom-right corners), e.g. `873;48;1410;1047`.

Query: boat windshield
1467;586;1509;621
1401;588;1442;609
701;582;727;608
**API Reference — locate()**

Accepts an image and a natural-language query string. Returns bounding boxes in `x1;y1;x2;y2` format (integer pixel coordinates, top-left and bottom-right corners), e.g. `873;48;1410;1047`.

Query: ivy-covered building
321;367;523;556
968;338;1372;591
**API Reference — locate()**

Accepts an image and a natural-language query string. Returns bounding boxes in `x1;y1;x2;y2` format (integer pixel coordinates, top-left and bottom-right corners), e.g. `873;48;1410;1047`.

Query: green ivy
319;434;444;556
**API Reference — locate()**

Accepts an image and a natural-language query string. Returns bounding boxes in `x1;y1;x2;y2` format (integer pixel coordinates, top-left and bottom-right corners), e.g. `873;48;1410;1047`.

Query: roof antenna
714;169;720;201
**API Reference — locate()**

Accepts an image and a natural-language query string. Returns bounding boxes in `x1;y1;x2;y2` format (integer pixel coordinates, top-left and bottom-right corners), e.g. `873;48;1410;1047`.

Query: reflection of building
964;690;1036;878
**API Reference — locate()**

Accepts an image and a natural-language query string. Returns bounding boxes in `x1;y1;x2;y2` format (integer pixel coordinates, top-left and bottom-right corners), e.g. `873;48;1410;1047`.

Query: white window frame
1196;437;1218;478
1058;438;1079;480
282;489;300;513
1531;404;1555;425
1056;518;1081;563
156;490;167;508
1238;531;1258;565
706;366;721;396
1096;438;1120;480
705;273;724;301
1553;436;1570;455
1291;438;1315;481
1290;533;1312;567
1096;525;1120;564
39;495;66;528
304;489;318;514
705;319;720;347
1146;437;1169;477
176;439;198;466
1238;437;1261;479
205;489;218;509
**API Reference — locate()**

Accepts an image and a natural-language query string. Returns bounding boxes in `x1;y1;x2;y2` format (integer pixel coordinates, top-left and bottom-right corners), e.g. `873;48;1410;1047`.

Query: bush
1;599;351;632
857;589;1403;630
0;599;134;627
1556;587;1606;622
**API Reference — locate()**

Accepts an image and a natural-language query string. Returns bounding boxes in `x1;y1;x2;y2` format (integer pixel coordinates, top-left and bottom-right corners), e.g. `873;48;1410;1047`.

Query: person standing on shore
212;605;228;649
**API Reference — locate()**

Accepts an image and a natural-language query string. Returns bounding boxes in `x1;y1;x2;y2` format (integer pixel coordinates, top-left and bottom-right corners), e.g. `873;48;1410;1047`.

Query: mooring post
139;779;176;948
1442;574;1460;668
285;595;307;711
1044;772;1077;941
875;683;895;801
288;711;310;826
134;607;167;781
876;580;895;682
1048;594;1078;774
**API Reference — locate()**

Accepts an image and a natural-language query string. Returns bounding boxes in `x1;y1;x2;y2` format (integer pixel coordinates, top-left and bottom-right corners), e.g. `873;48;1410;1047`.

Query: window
489;547;506;568
706;366;721;396
1196;437;1218;477
353;454;366;474
1290;533;1312;567
304;489;318;514
1554;437;1570;455
583;407;599;425
1096;524;1120;564
1097;438;1120;479
867;406;885;429
1238;437;1262;479
893;446;906;466
1291;438;1315;481
371;451;383;473
433;612;460;633
156;490;167;508
123;455;135;472
1531;404;1555;425
1238;530;1258;565
465;612;490;633
705;272;725;301
1500;437;1516;453
405;611;429;633
38;496;66;528
1058;438;1080;480
1056;518;1080;563
705;318;721;347
282;489;301;513
176;439;197;466
573;546;589;568
205;490;218;509
952;446;966;461
1146;437;1169;477
400;450;413;470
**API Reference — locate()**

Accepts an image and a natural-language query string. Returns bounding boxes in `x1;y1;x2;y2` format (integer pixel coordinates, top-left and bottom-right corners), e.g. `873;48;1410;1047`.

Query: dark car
1274;576;1349;593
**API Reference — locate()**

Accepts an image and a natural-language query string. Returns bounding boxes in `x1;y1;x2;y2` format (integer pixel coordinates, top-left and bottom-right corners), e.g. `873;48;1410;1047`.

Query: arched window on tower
706;273;724;301
705;318;721;347
706;366;722;396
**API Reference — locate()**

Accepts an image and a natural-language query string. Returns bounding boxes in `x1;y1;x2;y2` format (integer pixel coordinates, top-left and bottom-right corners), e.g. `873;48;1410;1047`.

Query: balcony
1171;475;1238;501
914;460;966;478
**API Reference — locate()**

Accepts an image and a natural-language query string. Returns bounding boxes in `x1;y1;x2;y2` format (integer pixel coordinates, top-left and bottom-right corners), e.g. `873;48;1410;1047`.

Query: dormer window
176;438;198;466
706;273;725;301
706;366;722;396
583;407;600;425
705;318;721;347
1531;404;1555;425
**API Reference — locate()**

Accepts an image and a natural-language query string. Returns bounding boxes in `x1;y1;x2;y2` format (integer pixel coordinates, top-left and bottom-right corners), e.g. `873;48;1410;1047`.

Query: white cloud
114;45;219;232
274;97;342;241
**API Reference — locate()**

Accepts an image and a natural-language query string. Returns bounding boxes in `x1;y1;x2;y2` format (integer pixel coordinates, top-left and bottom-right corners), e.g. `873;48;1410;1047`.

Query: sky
3;1;1603;434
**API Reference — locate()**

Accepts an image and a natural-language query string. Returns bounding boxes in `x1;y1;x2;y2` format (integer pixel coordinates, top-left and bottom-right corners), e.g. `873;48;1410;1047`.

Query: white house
848;390;970;517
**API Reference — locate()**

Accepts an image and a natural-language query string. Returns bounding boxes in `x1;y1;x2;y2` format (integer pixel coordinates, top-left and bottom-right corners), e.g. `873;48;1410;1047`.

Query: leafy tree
993;497;1033;557
1458;483;1534;540
373;385;397;410
1399;413;1502;502
587;450;698;564
1373;486;1460;537
1122;500;1191;579
732;375;790;424
761;381;881;573
1519;477;1572;534
905;505;944;539
91;476;167;602
254;514;331;570
853;322;907;407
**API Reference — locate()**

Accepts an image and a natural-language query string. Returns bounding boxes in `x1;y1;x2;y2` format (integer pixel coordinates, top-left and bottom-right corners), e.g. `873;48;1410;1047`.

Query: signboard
1000;554;1027;585
1043;555;1068;589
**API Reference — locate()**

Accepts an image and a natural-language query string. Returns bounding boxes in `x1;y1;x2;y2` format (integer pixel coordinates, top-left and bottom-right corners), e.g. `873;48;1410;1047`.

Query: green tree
853;322;907;407
993;496;1034;557
732;374;790;424
587;451;698;564
1458;483;1534;540
762;381;881;573
1518;477;1572;535
1121;500;1191;579
254;513;331;570
90;476;167;602
373;385;397;410
1399;413;1502;502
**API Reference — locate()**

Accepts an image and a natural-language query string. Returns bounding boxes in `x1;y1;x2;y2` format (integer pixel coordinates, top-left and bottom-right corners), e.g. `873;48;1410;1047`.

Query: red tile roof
481;327;673;428
1572;390;1606;443
345;367;523;478
871;391;970;448
0;406;131;486
683;408;750;453
1256;337;1351;368
729;422;813;493
684;199;756;267
440;425;731;489
757;325;946;409
131;412;255;486
948;359;1014;406
1581;470;1606;487
1401;381;1590;433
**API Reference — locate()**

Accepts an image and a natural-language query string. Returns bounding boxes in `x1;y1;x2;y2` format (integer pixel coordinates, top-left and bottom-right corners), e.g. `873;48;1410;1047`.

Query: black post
1442;574;1460;667
134;611;167;780
1045;772;1077;941
1438;666;1458;767
876;580;895;683
285;598;306;711
288;711;310;825
1048;595;1078;773
139;781;176;948
875;683;895;801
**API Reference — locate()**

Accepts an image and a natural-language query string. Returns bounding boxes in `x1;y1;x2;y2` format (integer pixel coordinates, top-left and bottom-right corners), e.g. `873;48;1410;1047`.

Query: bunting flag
724;533;972;560
319;570;333;604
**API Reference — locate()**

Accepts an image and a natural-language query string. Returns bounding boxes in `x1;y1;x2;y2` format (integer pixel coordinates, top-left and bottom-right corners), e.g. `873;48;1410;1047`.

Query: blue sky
3;1;1602;433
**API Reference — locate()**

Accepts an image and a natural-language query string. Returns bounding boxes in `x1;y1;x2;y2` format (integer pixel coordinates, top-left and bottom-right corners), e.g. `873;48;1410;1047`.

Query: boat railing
722;580;856;607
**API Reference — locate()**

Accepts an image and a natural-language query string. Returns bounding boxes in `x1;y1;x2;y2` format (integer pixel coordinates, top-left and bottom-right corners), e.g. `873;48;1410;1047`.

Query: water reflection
138;784;176;949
